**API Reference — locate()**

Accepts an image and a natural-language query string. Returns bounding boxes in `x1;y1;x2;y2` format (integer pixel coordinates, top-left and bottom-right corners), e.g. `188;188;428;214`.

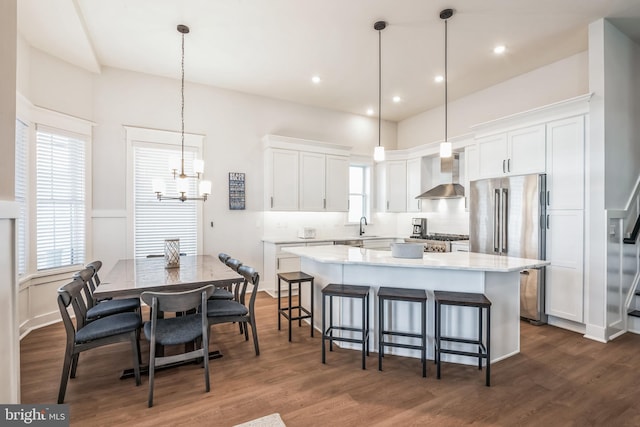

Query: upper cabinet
406;157;423;212
546;116;585;210
476;124;546;179
265;148;299;211
264;135;350;212
377;160;408;212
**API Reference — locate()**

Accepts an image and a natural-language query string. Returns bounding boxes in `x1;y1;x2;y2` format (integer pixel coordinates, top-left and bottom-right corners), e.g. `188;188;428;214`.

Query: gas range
405;233;470;252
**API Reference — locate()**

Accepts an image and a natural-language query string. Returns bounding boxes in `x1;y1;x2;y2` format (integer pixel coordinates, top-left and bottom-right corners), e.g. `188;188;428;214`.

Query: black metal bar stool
277;271;314;342
434;290;492;386
321;283;370;369
377;287;428;377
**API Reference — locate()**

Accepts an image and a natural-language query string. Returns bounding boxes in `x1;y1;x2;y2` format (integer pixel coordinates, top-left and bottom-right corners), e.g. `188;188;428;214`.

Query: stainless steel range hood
415;154;465;199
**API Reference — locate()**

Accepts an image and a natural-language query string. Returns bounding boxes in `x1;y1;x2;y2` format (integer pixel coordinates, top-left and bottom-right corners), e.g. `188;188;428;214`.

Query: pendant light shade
373;20;386;162
439;9;454;158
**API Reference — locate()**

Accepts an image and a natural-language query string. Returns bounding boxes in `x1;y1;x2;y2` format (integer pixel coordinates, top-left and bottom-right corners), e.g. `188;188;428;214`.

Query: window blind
36;126;86;270
15;119;28;275
133;144;198;258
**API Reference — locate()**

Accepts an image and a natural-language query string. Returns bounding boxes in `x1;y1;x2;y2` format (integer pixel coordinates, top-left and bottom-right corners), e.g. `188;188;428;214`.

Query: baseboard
20;311;61;339
584;323;608;343
547;315;587;335
264;289;299;298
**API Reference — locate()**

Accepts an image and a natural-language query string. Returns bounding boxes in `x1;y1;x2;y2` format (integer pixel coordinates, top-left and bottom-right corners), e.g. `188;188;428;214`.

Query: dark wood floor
21;293;640;426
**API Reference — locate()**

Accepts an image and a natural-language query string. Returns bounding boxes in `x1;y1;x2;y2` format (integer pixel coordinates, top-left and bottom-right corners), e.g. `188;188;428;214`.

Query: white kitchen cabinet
325;155;349;211
299;153;349;212
263;242;304;296
265;148;299;210
406;157;423;212
477;124;545;179
545;209;584;322
546;115;585;210
385;160;408;212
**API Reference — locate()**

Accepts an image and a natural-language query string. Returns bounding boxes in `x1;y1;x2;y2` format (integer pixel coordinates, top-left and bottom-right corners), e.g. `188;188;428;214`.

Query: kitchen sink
333;240;363;247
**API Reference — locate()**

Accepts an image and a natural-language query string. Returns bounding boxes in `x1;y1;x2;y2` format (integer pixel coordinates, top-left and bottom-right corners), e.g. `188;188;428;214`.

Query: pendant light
153;24;211;202
373;20;386;162
439;9;453;158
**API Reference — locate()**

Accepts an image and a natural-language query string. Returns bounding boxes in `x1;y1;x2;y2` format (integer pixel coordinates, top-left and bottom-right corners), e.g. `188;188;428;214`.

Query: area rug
233;413;286;427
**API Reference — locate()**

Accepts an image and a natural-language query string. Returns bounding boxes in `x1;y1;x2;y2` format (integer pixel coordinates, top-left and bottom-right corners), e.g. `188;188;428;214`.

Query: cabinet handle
547;191;550;206
323;198;326;209
387;201;390;210
547;215;550;229
418;199;422;210
270;196;273;208
508;158;511;172
277;258;280;269
502;160;506;173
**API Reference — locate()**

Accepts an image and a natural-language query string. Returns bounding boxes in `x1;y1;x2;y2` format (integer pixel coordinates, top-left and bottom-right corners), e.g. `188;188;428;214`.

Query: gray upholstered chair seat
86;298;140;320
209;288;234;300
207;300;249;317
75;311;142;343
143;314;203;346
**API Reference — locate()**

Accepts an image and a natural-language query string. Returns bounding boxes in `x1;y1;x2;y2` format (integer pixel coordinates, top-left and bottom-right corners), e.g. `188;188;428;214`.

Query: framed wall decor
228;172;245;210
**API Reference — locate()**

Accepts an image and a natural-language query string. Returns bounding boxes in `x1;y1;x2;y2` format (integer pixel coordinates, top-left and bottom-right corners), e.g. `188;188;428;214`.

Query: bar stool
277;271;314;342
321;283;370;369
434;290;492;386
377;287;428;377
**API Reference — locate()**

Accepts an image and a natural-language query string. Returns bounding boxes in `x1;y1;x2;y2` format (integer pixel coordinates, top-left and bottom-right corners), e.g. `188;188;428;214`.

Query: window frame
125;126;205;259
348;161;372;224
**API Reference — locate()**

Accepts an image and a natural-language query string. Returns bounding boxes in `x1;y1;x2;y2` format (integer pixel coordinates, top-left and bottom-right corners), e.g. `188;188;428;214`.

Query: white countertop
283;244;549;272
262;235;398;244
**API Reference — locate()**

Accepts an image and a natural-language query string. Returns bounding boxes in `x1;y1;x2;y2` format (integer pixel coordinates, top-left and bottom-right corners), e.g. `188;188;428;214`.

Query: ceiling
17;0;640;122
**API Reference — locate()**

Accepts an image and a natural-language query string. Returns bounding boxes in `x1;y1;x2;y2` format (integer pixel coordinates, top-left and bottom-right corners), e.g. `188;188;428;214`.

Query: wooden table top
94;255;243;299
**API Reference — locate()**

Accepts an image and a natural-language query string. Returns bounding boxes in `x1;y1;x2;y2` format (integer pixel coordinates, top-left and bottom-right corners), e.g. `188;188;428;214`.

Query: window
127;127;202;257
15;119;28;275
348;165;371;223
36;126;86;270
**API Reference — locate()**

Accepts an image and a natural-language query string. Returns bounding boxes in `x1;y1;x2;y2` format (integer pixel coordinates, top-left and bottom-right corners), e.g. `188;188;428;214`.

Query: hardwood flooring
21;293;640;426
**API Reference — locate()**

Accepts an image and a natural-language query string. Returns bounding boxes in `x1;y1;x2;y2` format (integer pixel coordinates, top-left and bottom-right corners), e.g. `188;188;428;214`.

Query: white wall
398;52;589;149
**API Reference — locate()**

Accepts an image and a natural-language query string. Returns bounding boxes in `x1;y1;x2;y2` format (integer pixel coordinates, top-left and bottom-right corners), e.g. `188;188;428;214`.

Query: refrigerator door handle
502;188;508;253
494;188;500;253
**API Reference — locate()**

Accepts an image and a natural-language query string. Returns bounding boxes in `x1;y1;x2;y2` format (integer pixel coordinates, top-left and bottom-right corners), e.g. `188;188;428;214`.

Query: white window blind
36;126;86;270
15;119;28;275
133;144;198;258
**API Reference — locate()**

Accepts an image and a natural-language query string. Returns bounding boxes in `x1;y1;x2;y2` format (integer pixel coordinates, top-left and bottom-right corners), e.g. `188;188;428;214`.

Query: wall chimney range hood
415;154;465;199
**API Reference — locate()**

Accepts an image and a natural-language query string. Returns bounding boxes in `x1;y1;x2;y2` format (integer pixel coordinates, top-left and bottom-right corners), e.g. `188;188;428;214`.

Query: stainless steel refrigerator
469;174;547;324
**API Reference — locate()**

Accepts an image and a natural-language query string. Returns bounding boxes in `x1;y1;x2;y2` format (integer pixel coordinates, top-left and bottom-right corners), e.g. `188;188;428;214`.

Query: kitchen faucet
359;216;368;236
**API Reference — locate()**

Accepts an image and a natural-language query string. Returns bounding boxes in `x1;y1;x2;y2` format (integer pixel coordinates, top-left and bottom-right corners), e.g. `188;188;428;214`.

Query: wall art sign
229;172;245;210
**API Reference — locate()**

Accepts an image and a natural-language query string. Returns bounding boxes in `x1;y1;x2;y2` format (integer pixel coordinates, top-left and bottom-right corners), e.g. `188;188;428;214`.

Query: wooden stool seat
434;290;492;386
277;271;314;342
321;283;370;369
377;286;428;377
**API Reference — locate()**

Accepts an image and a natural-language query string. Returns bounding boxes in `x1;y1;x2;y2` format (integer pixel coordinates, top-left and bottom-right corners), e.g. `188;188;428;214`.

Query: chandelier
153;24;211;202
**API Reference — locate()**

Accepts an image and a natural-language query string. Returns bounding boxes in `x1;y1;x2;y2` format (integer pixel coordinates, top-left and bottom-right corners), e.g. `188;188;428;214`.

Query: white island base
284;245;549;366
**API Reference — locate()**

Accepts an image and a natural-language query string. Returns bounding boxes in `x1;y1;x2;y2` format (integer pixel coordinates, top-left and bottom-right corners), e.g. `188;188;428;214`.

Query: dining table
94;254;244;378
94;254;243;299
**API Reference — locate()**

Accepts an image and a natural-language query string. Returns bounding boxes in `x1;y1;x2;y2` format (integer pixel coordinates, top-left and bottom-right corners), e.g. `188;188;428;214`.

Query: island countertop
283;244;549;272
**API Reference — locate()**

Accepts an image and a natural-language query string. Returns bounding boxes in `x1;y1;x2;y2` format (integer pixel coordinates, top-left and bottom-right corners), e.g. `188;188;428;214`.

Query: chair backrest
141;285;214;314
237;265;260;309
73;267;96;309
57;277;88;338
225;258;242;272
85;260;102;287
218;253;231;264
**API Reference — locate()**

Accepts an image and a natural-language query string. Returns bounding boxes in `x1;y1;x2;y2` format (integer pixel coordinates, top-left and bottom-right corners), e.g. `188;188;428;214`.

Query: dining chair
207;265;260;356
209;254;240;301
74;265;140;321
140;285;214;407
57;277;141;403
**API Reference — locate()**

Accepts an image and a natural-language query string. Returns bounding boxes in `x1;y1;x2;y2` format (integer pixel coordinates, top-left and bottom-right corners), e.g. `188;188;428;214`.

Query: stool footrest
440;336;485;346
279;306;312;322
382;330;423;339
437;348;488;359
381;341;425;352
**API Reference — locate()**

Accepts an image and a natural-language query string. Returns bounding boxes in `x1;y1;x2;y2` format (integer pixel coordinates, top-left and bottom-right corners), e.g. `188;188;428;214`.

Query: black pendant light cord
444;18;448;143
378;27;382;148
180;29;186;176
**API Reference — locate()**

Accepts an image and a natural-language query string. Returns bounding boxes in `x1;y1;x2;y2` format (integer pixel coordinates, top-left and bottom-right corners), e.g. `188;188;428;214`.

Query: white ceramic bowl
390;243;424;259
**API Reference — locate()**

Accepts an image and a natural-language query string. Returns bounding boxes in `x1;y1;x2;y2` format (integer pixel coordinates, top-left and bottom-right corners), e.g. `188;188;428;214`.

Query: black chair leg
58;344;73;404
249;318;260;356
130;333;141;386
70;353;80;378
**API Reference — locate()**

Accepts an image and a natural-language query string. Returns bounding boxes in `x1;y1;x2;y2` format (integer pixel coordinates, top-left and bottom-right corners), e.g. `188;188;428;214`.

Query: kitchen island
283;244;549;365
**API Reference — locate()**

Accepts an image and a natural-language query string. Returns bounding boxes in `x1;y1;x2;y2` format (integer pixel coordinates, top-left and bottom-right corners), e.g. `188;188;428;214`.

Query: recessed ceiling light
311;75;321;84
434;75;444;83
493;45;506;55
366;108;374;116
392;96;401;103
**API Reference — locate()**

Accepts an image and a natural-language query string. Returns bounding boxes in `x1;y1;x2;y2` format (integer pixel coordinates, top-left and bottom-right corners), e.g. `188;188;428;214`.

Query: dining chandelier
153;24;211;202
